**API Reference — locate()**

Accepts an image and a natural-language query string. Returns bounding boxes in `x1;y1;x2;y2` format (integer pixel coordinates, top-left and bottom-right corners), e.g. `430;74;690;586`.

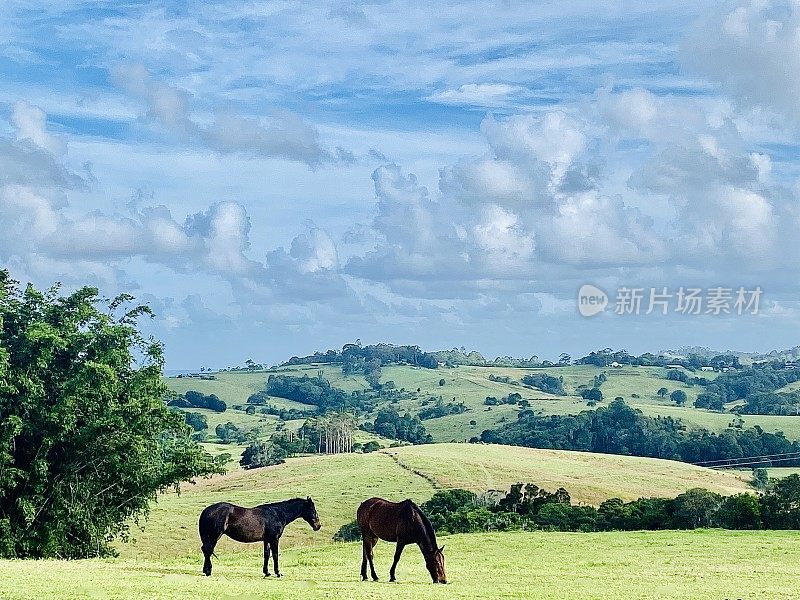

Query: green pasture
0;444;790;599
2;530;798;599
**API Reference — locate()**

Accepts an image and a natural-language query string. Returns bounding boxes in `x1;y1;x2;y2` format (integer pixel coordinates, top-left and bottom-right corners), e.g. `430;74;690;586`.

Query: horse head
425;545;447;584
302;496;322;531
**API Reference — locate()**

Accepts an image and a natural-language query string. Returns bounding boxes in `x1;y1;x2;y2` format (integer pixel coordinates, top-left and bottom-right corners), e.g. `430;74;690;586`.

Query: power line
693;450;800;467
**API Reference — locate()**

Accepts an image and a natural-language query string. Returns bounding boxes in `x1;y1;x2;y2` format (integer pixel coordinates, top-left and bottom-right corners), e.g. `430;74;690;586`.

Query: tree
439;378;446;386
670;390;688;406
752;468;769;491
760;474;800;529
671;488;722;528
0;272;222;558
581;388;603;402
184;412;208;432
362;441;381;453
364;359;382;389
240;441;287;469
657;387;668;398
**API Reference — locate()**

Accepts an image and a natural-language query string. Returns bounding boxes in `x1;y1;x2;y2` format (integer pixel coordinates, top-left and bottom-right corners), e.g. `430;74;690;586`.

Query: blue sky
2;1;800;368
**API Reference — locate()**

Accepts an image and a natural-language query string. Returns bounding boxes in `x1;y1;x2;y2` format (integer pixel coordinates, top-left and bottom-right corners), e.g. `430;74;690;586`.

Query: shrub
239;442;287;469
362;441;381;453
333;520;361;542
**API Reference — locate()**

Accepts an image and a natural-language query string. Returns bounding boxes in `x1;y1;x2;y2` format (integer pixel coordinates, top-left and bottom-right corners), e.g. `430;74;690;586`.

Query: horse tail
199;502;229;554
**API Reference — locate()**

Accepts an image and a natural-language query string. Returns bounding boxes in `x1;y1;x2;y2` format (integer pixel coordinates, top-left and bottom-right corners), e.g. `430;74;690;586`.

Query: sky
2;0;800;368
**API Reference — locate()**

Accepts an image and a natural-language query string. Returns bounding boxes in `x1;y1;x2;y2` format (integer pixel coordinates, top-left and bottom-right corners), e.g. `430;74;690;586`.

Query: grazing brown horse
198;497;321;577
357;497;447;584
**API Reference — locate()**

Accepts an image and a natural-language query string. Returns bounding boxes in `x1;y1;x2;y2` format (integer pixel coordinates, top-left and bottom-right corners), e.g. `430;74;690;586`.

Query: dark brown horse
198;497;321;577
357;497;447;584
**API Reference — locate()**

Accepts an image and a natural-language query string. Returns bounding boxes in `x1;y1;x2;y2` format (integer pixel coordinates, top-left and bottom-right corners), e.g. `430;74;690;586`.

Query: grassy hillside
118;443;750;561
0;445;780;600
384;444;751;504
165;363;800;443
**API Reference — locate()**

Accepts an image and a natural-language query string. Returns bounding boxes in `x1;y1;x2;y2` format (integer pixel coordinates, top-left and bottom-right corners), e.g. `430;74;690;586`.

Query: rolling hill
165;363;800;444
118;443;752;561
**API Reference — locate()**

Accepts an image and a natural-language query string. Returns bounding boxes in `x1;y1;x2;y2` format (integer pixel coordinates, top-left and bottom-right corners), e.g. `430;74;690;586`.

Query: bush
184;411;208;432
0;273;222;558
362;441;381;453
239;442;287;469
333;520;361;542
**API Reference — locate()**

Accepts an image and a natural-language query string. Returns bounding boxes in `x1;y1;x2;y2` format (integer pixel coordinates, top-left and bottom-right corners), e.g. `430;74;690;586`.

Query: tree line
282;342;439;370
334;477;800;541
478;399;800;467
693;365;800;414
418;477;800;534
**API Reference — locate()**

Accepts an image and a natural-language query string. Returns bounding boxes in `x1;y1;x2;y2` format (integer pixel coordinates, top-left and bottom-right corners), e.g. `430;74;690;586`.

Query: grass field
2;530;799;599
165;364;800;443
0;444;786;599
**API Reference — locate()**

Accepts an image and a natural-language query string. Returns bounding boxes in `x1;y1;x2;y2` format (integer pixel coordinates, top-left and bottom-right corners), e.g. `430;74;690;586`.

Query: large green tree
0;271;224;558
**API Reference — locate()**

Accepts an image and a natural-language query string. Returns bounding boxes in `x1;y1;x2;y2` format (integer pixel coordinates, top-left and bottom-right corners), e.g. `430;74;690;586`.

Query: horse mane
408;500;437;550
257;497;306;510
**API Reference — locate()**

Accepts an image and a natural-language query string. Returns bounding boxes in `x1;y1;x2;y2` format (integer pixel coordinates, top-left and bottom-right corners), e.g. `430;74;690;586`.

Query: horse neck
271;499;305;524
411;507;437;554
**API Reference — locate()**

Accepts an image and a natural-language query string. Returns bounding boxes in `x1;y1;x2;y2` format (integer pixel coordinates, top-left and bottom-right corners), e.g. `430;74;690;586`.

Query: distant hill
165;362;800;444
667;346;800;362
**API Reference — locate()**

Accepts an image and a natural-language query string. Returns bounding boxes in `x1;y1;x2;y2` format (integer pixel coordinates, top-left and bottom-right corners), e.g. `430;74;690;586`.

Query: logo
577;284;608;317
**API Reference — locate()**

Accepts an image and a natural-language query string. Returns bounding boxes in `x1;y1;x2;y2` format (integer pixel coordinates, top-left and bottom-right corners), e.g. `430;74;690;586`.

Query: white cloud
11;101;66;156
112;64;330;167
426;83;525;108
683;0;800;121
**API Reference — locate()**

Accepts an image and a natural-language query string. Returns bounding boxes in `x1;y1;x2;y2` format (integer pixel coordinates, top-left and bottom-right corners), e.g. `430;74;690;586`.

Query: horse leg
263;540;271;577
361;535;370;581
270;538;281;578
199;507;228;577
365;534;379;581
200;529;220;576
389;542;406;582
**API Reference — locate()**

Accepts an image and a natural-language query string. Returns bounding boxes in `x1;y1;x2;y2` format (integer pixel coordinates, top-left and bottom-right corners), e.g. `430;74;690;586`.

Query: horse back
357;497;421;543
199;502;268;542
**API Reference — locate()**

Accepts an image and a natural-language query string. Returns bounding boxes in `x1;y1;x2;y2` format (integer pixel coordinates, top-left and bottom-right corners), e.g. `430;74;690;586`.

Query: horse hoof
264;573;271;578
276;573;282;578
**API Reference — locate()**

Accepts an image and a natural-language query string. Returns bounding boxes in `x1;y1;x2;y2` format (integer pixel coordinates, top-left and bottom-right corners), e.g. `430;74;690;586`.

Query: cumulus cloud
112;64;331;167
12;101;66;156
683;0;800;122
0;101;354;308
348;72;800;298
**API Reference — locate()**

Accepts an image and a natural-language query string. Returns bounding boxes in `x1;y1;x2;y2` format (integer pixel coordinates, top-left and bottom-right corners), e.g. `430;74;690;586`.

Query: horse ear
439;545;445;552
307;496;312;502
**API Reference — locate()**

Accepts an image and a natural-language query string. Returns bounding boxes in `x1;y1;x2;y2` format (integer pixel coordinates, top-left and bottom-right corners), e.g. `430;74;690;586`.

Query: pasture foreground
1;530;799;599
